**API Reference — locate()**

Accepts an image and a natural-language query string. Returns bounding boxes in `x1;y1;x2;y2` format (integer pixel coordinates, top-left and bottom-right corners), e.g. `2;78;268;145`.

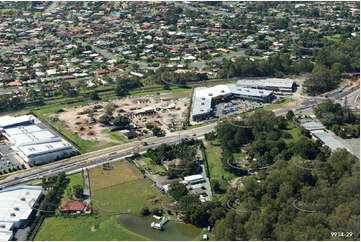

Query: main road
0;124;216;190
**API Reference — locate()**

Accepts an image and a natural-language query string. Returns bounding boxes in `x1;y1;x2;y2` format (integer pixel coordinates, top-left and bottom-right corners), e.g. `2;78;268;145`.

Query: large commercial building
236;78;296;92
191;84;273;120
0;115;76;166
0;186;43;241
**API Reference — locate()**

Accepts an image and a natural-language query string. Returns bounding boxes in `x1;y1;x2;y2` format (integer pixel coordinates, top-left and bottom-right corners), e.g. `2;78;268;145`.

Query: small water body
117;214;202;241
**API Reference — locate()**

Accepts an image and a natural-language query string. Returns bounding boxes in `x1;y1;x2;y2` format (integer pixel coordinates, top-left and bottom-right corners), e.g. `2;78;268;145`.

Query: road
0;124;216;190
273;85;360;116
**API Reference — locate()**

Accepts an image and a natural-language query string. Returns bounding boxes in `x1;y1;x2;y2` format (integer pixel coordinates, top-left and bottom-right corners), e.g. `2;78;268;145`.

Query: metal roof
311;130;346;152
236;78;294;89
0;115;33;129
301;121;325;131
301;120;347;152
191;84;273;116
0;115;74;159
0;186;42;228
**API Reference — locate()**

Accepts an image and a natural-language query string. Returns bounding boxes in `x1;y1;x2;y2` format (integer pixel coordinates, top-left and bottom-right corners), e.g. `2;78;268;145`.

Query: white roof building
191;84;273;118
0;186;43;241
236;78;295;92
184;174;205;184
0;115;33;129
0;115;76;165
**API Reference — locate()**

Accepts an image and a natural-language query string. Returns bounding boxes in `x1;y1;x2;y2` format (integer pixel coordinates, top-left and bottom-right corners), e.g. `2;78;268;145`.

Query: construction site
49;94;190;144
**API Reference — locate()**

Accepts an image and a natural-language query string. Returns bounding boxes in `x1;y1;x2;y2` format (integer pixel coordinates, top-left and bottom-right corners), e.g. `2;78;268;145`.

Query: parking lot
0;140;24;174
215;98;270;119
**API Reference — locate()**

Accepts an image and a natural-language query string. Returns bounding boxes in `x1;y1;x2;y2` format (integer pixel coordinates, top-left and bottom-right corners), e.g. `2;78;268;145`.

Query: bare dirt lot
50;94;189;144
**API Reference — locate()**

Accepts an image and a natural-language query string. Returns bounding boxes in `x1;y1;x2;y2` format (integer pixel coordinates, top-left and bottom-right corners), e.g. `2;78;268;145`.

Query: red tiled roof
59;201;85;212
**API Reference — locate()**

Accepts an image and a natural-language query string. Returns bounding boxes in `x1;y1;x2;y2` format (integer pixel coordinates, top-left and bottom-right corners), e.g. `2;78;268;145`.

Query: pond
117;214;202;241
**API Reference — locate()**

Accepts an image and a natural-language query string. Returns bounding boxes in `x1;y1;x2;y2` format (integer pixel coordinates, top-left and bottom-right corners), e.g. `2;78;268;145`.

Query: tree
286;110;295;121
89;91;100;100
98;114;112;125
140;207;150;216
104;103;116;116
72;184;83;198
152;126;165;137
168;182;188;200
113;115;130;129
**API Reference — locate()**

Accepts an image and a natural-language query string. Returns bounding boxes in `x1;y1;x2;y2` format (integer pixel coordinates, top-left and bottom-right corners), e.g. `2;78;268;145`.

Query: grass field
141;157;166;173
62;172;83;202
203;140;235;182
35;160;162;241
89;160;141;191
34;216;149;241
90;160;164;215
93;179;163;215
101;129;128;143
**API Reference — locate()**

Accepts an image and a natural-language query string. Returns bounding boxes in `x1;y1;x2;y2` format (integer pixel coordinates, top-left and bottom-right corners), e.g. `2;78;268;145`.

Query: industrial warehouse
0;115;76;166
0;186;43;241
191;78;296;121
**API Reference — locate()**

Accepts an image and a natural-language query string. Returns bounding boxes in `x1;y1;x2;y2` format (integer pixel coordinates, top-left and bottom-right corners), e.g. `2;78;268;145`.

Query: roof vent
0;225;5;229
21;197;26;201
10;213;16;217
14;207;20;211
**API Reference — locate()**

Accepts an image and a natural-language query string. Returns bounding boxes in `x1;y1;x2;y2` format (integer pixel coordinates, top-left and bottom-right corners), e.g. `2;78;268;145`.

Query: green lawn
130;86;191;97
62;173;84;202
141;157;166;173
93;178;163;216
203;140;235;181
101;129;128;143
282;122;305;144
34;216;149;241
325;34;342;43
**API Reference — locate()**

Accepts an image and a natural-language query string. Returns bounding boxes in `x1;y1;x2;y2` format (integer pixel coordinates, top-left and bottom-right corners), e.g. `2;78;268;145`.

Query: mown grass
101;129;127;143
89;160;141;192
93;178;163;216
130;86;191;97
203;140;235;181
34;215;149;241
